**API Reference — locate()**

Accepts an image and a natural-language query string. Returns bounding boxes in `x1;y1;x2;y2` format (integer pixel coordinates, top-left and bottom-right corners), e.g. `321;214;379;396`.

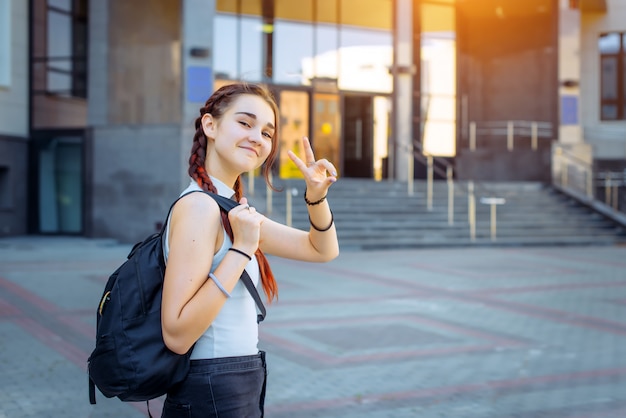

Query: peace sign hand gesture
287;137;338;202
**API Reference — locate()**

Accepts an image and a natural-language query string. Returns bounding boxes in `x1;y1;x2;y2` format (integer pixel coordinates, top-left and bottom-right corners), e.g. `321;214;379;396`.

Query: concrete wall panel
90;125;185;242
0;136;28;236
0;0;28;137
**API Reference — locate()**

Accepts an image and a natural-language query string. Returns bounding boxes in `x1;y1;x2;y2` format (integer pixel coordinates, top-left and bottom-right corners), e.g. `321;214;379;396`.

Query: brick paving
0;236;625;417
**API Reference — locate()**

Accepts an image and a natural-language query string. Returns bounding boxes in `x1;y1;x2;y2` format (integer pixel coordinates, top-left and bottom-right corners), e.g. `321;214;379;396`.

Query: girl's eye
239;121;251;128
263;132;273;140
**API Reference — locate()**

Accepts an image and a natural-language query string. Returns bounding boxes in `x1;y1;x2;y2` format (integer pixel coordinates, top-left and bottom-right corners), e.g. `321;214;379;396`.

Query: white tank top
163;179;260;359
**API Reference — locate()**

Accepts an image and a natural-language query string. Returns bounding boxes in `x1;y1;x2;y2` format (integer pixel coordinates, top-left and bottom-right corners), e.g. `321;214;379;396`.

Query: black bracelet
309;210;334;232
304;187;327;206
228;247;252;261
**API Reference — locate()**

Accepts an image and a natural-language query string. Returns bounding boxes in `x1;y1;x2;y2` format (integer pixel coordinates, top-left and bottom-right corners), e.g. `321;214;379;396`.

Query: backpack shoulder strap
240;270;266;323
167;189;266;323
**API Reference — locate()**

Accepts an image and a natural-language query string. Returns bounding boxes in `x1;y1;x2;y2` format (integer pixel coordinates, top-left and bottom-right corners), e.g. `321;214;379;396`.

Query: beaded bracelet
304;187;327;206
309;210;334;232
228;247;252;261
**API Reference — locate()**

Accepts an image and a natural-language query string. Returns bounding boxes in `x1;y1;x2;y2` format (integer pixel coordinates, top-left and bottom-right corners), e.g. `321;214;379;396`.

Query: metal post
490;203;497;241
408;144;414;196
468;181;475;242
605;174;611;206
586;167;593;198
266;172;273;215
427;155;433;211
447;166;454;225
247;170;254;196
286;187;292;227
531;122;538;151
469;121;476;151
507;121;514;151
612;183;619;210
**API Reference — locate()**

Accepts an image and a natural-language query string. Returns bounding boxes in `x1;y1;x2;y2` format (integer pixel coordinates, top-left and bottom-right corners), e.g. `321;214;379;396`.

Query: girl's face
202;94;276;179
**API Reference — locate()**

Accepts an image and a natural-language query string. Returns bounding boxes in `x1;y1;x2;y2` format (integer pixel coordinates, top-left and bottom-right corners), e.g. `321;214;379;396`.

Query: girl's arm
259;137;339;262
160;193;260;354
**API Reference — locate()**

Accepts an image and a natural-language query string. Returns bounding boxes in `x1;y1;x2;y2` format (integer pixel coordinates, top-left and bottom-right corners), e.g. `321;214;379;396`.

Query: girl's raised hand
287;137;337;202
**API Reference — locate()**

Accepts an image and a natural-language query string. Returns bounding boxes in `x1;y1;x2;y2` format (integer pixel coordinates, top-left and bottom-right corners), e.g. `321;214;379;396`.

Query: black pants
161;351;267;418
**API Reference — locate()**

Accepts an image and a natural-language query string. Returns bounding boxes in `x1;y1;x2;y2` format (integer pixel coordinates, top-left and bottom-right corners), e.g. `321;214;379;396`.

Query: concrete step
246;178;626;250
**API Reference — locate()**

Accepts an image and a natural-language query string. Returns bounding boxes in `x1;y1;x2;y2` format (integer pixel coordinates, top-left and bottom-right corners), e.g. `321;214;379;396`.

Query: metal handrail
552;143;626;215
410;142;504;241
469;120;553;151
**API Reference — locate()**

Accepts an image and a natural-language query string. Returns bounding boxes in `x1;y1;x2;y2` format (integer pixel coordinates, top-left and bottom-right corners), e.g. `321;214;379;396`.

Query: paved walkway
0;236;625;417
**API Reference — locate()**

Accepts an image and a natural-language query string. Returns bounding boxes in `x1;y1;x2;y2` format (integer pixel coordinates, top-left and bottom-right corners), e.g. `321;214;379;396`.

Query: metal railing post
586;167;593;198
408;144;414;196
469;122;476;151
285;187;292;227
427;155;433;211
507;120;514;151
531;122;538;151
266;172;273;215
468;181;476;242
490;203;497;241
247;171;254;196
604;174;609;205
447;166;454;225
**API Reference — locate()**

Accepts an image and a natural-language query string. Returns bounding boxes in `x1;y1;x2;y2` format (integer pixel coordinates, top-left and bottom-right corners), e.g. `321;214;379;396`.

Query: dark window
599;32;625;120
36;0;88;98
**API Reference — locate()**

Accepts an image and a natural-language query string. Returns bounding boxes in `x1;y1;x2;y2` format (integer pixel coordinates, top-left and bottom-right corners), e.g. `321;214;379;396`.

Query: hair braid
188;83;279;302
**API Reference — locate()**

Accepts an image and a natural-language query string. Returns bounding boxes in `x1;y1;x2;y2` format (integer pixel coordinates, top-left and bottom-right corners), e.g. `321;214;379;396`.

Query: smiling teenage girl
160;82;339;417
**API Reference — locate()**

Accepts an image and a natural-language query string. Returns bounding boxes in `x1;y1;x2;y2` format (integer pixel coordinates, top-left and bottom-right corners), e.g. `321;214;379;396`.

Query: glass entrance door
312;92;341;174
343;95;373;178
32;133;84;234
341;94;390;179
278;90;310;179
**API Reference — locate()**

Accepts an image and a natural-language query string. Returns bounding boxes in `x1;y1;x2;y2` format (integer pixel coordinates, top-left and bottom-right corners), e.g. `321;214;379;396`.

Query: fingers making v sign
287;137;338;202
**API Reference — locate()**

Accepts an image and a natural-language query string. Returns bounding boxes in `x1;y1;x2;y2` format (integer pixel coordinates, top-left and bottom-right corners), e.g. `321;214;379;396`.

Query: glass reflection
599;33;620;54
421;2;456;157
279;91;310;178
601;56;617;100
274;20;314;84
214;11;263;81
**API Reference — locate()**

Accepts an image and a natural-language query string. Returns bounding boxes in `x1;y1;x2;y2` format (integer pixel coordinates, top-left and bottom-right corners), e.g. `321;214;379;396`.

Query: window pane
601;104;618;120
314;24;339;79
47;10;72;61
48;0;71;11
239;16;263;81
601;56;618;100
599;33;620;54
338;26;392;93
274;20;314;84
47;70;72;94
214;14;237;79
278;90;310;179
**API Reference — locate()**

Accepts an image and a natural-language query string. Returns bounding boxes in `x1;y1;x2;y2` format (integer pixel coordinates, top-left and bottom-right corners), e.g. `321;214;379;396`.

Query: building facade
0;0;29;237
1;0;623;241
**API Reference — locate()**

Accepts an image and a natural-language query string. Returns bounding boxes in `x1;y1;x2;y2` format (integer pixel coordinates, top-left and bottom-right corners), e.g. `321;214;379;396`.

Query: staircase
247;178;626;251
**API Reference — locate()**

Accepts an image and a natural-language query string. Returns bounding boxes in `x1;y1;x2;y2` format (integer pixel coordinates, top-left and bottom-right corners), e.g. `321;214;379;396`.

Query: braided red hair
188;82;279;302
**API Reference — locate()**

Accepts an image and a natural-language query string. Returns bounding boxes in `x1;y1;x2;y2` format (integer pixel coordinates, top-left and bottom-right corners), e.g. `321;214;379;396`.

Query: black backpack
88;190;266;406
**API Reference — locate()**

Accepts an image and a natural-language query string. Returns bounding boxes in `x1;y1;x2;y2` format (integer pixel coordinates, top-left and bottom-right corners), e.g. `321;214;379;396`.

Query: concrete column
179;0;216;189
558;0;582;144
392;0;413;182
87;0;108;127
